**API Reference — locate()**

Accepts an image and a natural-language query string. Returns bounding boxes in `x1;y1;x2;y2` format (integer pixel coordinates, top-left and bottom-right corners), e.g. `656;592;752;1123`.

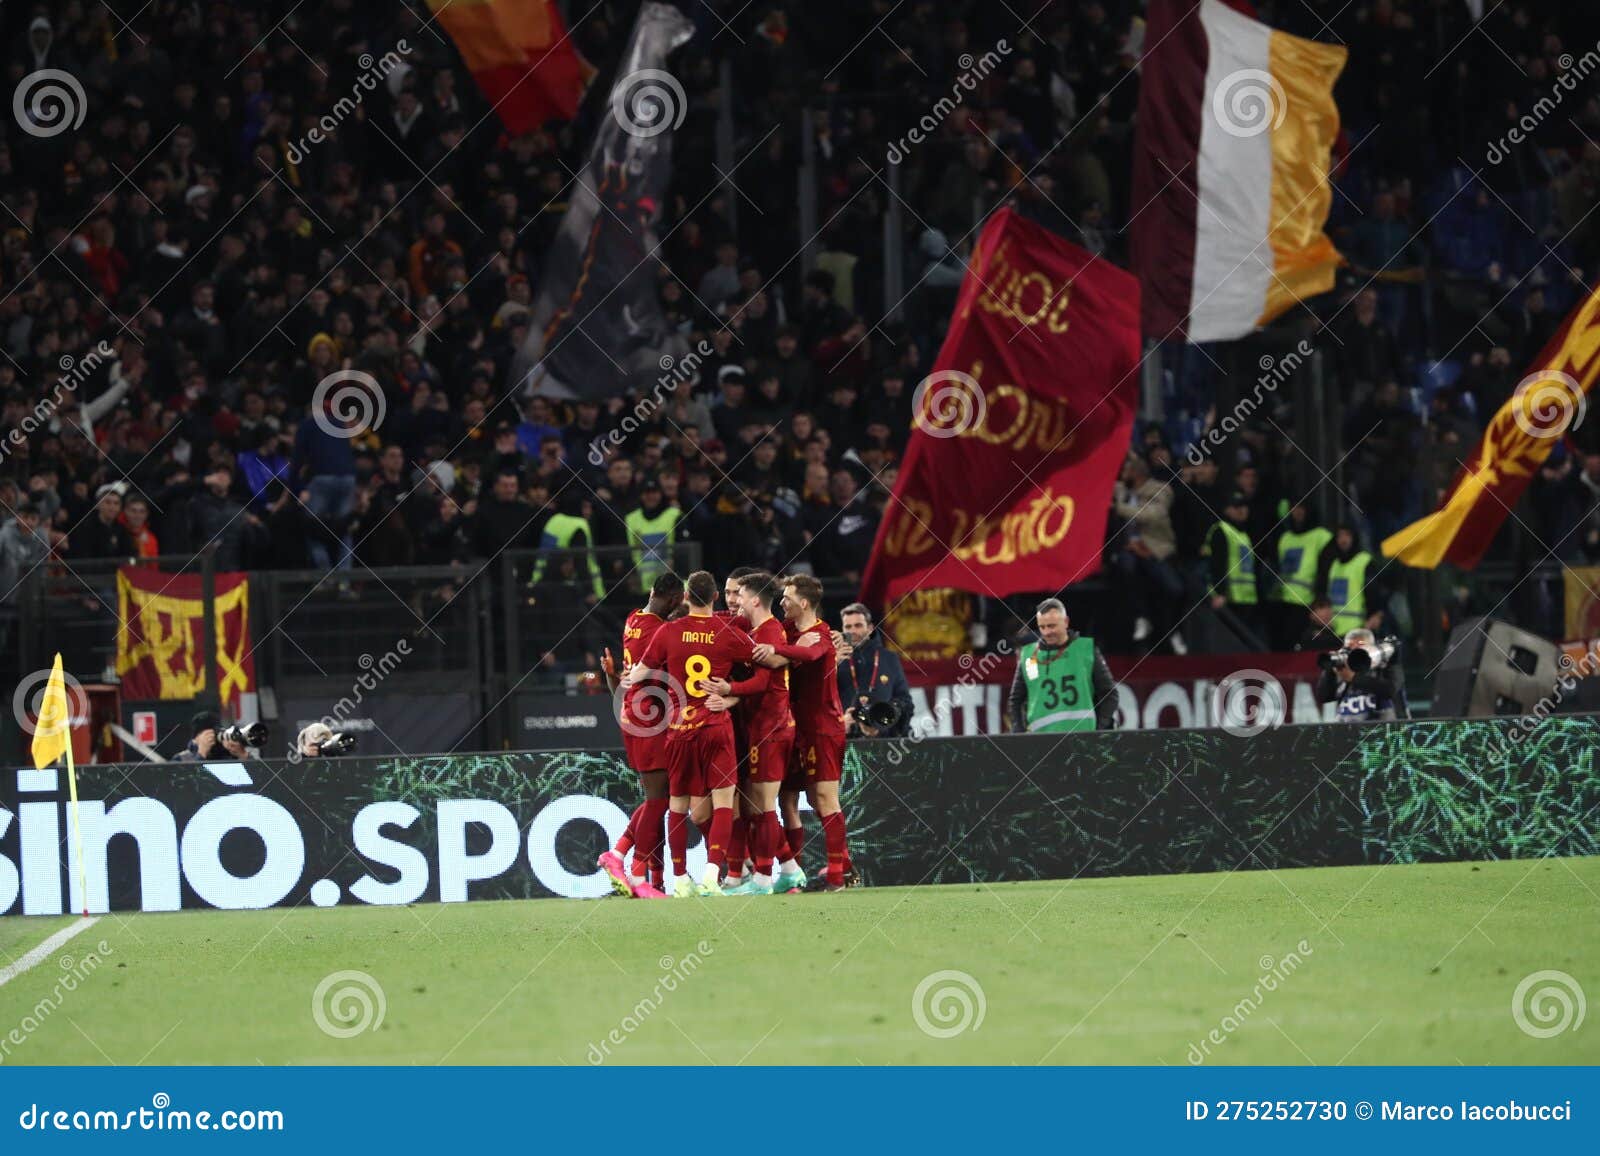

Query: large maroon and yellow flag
116;568;255;708
860;208;1142;604
1132;0;1346;342
426;0;593;135
1382;283;1600;569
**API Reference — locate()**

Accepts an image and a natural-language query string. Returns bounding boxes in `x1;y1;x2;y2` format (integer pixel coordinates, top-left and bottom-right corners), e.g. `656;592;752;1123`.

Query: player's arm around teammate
703;572;806;893
599;573;685;898
637;570;758;896
753;574;855;890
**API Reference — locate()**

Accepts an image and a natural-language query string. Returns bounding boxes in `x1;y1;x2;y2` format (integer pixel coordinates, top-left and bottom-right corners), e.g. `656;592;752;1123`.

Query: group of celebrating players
597;568;856;898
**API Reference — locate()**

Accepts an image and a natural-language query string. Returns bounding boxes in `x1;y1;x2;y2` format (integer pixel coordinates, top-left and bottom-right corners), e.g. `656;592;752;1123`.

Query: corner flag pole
32;653;89;917
65;734;87;919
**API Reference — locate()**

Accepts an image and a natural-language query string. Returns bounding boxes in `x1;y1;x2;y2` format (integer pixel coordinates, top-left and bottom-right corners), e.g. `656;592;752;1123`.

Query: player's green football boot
694;865;727;896
773;867;807;893
672;877;696;899
722;875;774;896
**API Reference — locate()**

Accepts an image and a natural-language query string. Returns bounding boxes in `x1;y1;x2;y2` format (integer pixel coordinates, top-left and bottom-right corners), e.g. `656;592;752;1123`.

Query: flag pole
30;652;88;916
55;658;90;919
65;739;87;918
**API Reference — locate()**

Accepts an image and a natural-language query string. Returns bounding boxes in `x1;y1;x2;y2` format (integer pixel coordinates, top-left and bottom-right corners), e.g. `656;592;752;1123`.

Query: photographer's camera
297;721;356;758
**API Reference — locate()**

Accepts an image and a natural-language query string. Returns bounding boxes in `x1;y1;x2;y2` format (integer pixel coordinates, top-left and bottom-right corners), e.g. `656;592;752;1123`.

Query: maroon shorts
786;731;845;789
623;731;668;775
666;726;738;797
746;726;795;785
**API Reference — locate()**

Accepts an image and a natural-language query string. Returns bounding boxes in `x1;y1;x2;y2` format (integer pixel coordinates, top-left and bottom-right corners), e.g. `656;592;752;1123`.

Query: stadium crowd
1;0;1598;672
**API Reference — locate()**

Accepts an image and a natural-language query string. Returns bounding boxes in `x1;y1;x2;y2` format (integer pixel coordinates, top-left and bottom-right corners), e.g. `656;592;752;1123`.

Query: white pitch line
0;917;102;988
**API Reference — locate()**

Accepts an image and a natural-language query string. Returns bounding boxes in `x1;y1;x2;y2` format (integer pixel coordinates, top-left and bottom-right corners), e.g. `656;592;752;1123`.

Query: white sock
778;858;800;875
754;872;773;887
701;863;721;888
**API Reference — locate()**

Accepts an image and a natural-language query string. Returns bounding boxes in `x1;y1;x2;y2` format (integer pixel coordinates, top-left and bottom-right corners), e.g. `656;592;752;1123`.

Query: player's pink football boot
597;851;632;897
630;878;668;899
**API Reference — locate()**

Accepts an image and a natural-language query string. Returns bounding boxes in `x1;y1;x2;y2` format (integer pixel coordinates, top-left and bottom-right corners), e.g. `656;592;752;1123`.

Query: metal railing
259;562;492;688
11;541;707;748
10;540;1582;750
492;541;704;677
12;551;220;691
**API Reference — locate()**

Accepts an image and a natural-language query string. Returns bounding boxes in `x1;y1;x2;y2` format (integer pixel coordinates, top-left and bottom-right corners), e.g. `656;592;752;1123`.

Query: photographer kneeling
1315;629;1408;721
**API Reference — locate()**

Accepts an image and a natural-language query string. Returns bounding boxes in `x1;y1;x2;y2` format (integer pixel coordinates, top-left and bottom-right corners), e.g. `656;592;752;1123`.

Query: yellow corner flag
30;653;71;769
29;653;88;916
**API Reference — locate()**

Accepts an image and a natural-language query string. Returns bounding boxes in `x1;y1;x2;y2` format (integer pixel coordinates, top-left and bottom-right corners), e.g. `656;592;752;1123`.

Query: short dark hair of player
685;570;719;608
651;572;684;598
738;571;779;608
783;573;824;611
727;565;761;582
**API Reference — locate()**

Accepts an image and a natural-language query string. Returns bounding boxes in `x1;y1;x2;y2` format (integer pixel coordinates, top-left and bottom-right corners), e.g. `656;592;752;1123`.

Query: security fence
5;543;703;757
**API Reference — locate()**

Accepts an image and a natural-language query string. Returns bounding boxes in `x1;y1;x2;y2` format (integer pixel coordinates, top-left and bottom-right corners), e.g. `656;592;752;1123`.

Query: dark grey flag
507;2;695;401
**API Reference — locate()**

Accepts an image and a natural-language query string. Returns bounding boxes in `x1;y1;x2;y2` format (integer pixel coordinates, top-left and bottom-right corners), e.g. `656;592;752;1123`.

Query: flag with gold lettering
861;208;1142;605
1382;282;1600;569
116;568;255;707
881;589;976;664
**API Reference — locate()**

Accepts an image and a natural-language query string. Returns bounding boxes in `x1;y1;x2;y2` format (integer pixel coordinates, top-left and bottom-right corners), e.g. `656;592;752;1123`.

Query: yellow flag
1381;281;1600;569
30;653;71;769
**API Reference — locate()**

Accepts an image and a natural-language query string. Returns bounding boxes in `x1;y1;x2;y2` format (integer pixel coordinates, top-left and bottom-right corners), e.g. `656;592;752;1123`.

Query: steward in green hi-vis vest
1326;550;1372;636
1203;520;1257;605
1274;526;1332;606
1016;637;1098;732
625;504;680;588
531;512;604;599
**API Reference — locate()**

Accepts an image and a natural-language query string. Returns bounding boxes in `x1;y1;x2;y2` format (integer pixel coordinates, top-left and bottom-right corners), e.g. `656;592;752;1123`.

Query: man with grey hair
1314;628;1406;721
836;602;912;738
1007;598;1116;733
297;722;335;757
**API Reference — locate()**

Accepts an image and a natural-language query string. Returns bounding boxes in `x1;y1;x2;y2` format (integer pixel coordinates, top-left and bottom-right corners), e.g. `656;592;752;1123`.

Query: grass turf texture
2;858;1596;1065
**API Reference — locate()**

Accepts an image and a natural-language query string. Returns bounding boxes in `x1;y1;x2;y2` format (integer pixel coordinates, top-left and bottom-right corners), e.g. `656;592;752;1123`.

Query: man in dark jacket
173;710;250;761
471;470;542;558
72;486;133;559
1314;628;1408;721
807;468;878;584
188;466;262;571
836;603;913;738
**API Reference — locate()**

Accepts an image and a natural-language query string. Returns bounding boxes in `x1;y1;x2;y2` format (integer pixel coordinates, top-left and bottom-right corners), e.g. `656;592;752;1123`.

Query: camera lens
866;701;899;729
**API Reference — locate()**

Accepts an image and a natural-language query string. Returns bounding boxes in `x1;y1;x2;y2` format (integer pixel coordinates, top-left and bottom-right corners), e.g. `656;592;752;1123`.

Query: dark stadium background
5;1;1600;751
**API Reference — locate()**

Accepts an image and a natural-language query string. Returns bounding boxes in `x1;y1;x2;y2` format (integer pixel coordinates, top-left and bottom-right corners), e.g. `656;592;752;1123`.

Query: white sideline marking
0;917;102;989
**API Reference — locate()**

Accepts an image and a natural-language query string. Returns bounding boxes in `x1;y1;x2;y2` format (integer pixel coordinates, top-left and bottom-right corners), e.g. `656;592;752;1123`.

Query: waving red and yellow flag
1382;282;1600;569
860;208;1142;604
426;0;593;135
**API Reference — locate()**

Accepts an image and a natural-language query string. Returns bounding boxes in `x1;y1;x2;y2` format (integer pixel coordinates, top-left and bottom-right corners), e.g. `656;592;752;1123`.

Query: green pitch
2;857;1596;1065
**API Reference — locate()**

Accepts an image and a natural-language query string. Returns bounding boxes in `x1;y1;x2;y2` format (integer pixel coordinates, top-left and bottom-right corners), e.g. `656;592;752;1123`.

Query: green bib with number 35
1020;637;1096;733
